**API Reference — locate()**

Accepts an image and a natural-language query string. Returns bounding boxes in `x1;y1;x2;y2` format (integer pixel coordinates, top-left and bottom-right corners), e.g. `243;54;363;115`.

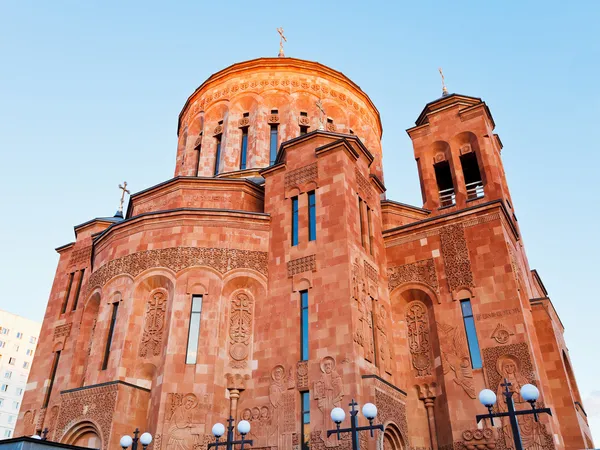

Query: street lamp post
120;429;153;450
476;379;552;450
327;399;384;450
208;417;253;450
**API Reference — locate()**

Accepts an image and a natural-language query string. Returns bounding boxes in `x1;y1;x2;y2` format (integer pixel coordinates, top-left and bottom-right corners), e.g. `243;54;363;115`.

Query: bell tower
407;93;514;215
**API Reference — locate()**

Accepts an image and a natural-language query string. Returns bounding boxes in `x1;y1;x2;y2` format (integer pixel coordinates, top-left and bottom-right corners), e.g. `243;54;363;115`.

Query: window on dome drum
186;295;203;364
366;205;374;256
72;269;84;311
291;196;299;246
42;350;60;408
195;132;203;176
240;126;249;170
300;111;309;135
358;197;365;247
434;161;455;207
301;391;310;450
102;302;119;370
460;152;484;200
270;124;279;165
460;300;482;369
308;191;316;241
61;272;74;315
300;291;309;361
214;135;222;176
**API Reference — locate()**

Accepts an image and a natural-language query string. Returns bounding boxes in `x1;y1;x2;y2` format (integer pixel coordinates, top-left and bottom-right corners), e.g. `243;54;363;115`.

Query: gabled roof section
73;216;122;238
414;93;495;128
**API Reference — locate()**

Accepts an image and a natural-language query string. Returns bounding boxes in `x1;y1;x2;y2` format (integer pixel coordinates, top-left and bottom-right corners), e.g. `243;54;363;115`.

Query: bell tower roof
414;93;495;129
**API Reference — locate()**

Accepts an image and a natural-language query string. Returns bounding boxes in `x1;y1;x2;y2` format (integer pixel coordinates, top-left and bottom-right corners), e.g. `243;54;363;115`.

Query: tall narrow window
434;161;455;207
308;191;316;241
186;295;203;364
460;152;484;200
460;300;482;369
301;391;311;450
366;206;373;255
270;125;279;165
358;197;365;247
61;273;74;314
42;351;60;408
292;196;299;246
300;291;309;361
240;127;249;170
71;269;84;311
102;302;119;370
214;134;222;176
194;132;202;176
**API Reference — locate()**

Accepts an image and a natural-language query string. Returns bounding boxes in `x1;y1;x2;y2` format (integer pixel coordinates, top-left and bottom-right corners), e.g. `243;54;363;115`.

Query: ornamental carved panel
86;247;268;296
56;383;118;450
139;290;168;358
352;261;375;363
69;246;92;270
437;322;476;398
296;360;308;390
355;168;374;201
440;224;474;292
287;255;317;277
405;301;432;377
284;163;318;189
164;393;211;450
388;259;439;293
228;292;254;368
374;388;409;445
23;409;36;435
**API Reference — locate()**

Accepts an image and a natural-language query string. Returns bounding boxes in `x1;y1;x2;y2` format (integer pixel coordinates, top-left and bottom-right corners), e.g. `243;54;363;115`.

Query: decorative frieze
287;255;316;277
388;259;439;293
440;224;474;292
284;163;318;189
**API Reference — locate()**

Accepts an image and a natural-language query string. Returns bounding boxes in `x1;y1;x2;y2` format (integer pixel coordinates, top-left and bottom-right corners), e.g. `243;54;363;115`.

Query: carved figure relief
228;292;254;368
314;357;343;446
140;290;167;357
297;360;309;390
388;259;439;294
437;322;476;398
439;224;474;292
165;393;209;450
269;365;295;449
491;323;514;345
352;261;375;363
376;305;392;374
47;405;60;440
23;410;36;436
240;406;273;447
405;301;432;377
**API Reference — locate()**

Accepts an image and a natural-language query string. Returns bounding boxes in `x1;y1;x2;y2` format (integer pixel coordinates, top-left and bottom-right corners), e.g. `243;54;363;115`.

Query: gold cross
118;181;130;213
277;27;287;57
316;99;325;130
438;67;448;96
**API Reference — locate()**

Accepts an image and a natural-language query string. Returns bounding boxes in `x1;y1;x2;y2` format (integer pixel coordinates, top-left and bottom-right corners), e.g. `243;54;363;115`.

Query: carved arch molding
85;247;268;296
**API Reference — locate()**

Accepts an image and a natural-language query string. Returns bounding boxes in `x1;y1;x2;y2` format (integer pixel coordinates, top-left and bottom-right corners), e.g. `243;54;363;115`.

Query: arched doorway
382;423;404;450
62;421;102;449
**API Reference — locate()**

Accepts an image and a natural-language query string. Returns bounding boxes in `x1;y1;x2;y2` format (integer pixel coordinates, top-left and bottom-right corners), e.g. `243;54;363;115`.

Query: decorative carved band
69;246;92;269
387;259;439;293
440;224;474;292
298;116;310;126
54;323;72;340
326;122;336;132
85;247;268;295
355;168;373;201
287;255;317;277
363;260;378;282
238;117;250;128
213;125;223;135
285;163;318;189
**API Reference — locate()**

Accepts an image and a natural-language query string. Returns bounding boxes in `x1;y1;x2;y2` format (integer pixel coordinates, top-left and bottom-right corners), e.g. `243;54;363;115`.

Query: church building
14;56;594;450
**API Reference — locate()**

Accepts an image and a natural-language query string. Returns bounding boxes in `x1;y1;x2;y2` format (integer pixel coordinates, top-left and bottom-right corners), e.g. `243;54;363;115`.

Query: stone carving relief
352;262;375;362
69;246;92;269
491;323;514;345
439;224;474;292
364;260;378;283
287;255;317;277
476;308;519;321
388;259;439;294
23;409;36;436
296;360;309;390
36;408;46;434
240;406;273;448
405;301;432;377
374;388;409;445
56;383;118;450
459;428;496;450
482;343;554;450
437;322;476;398
53;323;72;344
47;405;60;440
376;305;393;374
269;365;296;449
284;163;318;189
165;393;211;450
314;357;344;446
229;292;254;368
139;290;168;358
459;144;473;155
85;247;268;296
355;168;374;201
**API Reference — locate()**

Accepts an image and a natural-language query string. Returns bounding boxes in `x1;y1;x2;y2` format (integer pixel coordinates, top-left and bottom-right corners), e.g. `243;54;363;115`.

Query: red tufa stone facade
15;57;593;450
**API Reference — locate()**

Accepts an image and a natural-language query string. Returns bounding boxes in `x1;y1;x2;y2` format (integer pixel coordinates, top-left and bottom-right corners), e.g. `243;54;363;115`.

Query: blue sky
1;0;598;442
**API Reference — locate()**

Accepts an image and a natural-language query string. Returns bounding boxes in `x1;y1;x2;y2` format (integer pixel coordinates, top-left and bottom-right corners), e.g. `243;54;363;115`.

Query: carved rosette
296;360;308;390
491;323;514;345
298;116;310;127
405;301;432;377
228;292;254;368
238;117;250;128
461;428;496;450
139;290;167;358
213;125;223;135
267;114;280;124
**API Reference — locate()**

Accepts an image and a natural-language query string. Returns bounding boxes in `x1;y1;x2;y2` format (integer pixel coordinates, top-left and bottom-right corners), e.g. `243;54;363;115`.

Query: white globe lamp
520;384;540;403
362;403;378;420
330;407;346;424
120;435;134;449
140;432;153;447
479;389;497;407
212;423;225;438
237;420;251;436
